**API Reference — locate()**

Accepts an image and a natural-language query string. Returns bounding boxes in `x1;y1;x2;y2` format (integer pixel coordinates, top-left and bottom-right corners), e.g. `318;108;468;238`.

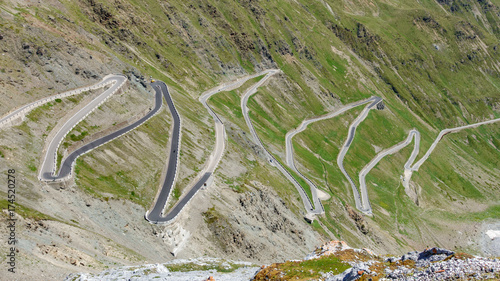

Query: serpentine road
6;70;298;224
402;118;500;188
240;69;324;215
288;94;498;216
6;70;498;222
336;97;382;214
147;70;285;223
200;69;324;215
146;70;279;224
36;74;129;181
285;96;383;216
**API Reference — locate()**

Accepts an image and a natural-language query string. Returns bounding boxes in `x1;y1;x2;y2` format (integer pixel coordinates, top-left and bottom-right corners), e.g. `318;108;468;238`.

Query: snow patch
486;230;500;240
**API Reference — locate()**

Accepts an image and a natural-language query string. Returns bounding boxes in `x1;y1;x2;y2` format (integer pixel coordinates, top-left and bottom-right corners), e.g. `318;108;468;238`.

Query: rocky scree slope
65;240;500;280
253;240;500;281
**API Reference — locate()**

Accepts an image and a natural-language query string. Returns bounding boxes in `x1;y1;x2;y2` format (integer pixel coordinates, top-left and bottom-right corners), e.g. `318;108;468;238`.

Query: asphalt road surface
39;75;128;181
241;70;280;147
285;96;383;216
402;117;500;188
336;96;382;215
240;70;323;215
199;69;277;176
145;81;182;223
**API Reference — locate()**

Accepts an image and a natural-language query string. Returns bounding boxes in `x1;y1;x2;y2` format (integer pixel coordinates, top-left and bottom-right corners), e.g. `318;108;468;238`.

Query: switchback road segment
145;81;182;223
146;70;277;223
402;118;500;188
0;75;122;129
240;69;324;215
41;83;163;181
38;75;128;181
336;97;382;215
285;96;383;216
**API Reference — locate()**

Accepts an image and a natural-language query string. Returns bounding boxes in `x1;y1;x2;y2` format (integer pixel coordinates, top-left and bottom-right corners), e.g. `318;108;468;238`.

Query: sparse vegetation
73;111;171;208
254;255;351;280
165;260;249;273
0;196;56;221
69;131;88;142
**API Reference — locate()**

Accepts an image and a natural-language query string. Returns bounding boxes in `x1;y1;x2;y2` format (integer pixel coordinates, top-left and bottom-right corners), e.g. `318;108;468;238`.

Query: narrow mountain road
7;69;497;222
285;96;383;216
199;69;278;174
145;81;183;223
241;70;281;148
403;118;500;188
0;75;123;129
240;69;323;215
147;70;277;223
336;97;382;215
38;75;129;181
356;118;500;214
42;83;163;181
358;130;419;213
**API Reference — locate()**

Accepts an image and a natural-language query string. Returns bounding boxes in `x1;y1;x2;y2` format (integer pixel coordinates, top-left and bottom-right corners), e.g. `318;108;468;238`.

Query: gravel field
65;258;259;281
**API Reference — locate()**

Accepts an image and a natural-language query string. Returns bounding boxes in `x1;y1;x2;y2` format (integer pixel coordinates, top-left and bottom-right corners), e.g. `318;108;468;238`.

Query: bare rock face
203;187;317;262
204;206;265;259
346;204;369;235
238;191;305;244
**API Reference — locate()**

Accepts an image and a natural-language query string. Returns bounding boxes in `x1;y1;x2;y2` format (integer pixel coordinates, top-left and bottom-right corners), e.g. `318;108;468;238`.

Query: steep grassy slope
0;0;499;277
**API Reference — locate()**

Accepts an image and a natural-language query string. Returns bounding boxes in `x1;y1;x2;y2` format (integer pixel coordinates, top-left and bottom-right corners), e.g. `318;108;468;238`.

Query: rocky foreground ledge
67;241;499;280
253;241;500;281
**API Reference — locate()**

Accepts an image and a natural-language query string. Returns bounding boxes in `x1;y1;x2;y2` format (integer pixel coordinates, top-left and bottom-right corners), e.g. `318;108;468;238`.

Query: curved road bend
39;75;128;181
357;129;419;214
199;69;278;174
358;117;500;213
240;70;324;215
336;96;382;215
403;117;500;188
144;81;182;223
40;83;163;181
285;96;385;216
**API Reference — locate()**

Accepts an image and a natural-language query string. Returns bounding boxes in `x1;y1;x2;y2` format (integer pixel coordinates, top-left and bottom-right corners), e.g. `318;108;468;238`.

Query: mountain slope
0;0;499;278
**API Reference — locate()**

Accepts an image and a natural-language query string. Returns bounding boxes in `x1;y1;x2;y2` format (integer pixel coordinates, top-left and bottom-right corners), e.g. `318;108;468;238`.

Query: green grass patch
0;197;56;221
69;131;88;142
272;155;313;201
266;254;351;280
165;260;250;273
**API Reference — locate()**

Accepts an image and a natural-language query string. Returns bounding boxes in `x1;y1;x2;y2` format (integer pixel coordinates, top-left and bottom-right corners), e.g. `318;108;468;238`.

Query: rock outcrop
254;241;500;281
